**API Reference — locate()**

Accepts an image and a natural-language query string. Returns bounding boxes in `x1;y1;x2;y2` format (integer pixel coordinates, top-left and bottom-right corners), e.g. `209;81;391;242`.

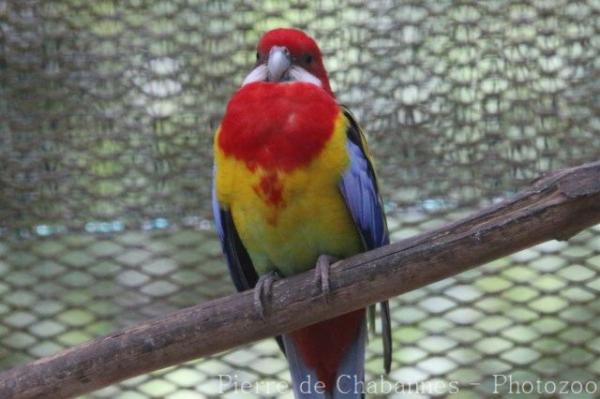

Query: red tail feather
289;309;365;391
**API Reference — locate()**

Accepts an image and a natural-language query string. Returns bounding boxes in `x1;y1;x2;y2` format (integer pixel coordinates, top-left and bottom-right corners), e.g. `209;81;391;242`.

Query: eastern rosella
213;28;391;398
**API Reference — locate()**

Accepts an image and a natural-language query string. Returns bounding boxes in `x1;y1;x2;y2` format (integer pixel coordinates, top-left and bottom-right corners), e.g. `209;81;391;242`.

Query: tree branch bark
2;161;600;399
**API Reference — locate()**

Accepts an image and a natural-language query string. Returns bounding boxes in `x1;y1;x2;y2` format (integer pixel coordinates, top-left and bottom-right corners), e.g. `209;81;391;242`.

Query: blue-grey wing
338;106;392;373
338;107;389;250
339;141;389;249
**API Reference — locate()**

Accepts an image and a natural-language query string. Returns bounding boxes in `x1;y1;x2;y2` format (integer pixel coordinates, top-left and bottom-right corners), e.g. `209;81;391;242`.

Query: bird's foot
254;271;280;320
314;255;337;300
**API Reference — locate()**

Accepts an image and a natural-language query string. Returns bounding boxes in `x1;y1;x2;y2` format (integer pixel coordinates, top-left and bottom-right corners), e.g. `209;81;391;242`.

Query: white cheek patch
241;64;268;86
240;64;322;88
289;66;322;88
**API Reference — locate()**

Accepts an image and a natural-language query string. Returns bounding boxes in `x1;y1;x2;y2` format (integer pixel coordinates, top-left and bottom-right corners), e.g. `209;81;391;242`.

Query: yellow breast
214;112;362;276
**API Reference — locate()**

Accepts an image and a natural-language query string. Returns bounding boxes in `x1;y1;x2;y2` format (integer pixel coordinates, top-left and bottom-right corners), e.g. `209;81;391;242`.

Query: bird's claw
254;271;279;319
314;255;337;300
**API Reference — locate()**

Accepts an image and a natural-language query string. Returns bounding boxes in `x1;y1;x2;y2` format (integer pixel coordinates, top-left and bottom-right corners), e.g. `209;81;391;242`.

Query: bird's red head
242;28;333;97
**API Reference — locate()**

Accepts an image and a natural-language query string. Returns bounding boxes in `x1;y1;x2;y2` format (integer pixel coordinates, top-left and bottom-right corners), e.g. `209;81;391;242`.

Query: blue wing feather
338;111;389;249
338;107;392;374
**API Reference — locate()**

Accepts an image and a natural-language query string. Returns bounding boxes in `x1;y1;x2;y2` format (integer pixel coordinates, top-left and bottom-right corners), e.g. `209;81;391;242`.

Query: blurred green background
1;0;599;398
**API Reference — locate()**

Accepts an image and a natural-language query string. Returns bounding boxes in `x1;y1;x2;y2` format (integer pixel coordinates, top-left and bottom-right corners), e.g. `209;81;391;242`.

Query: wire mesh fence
1;0;599;398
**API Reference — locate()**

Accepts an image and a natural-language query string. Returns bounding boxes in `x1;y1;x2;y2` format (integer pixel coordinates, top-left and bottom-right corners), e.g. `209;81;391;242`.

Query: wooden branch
2;161;600;399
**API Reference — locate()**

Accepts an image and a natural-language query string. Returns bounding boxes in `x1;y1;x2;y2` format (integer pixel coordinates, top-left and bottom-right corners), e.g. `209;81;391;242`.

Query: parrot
212;28;391;398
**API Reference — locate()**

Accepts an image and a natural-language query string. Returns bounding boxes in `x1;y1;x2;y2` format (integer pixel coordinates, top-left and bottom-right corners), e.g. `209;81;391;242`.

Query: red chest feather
218;82;339;172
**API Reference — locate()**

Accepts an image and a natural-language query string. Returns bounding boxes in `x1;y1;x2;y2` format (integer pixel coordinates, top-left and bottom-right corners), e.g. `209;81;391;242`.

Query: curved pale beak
267;46;291;82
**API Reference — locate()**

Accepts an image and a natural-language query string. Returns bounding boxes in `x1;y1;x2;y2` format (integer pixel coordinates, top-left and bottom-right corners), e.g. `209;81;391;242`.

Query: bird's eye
304;54;313;64
256;52;260;61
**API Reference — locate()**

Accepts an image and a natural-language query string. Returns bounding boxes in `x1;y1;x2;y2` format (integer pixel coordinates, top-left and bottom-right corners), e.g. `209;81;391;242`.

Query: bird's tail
282;310;366;399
